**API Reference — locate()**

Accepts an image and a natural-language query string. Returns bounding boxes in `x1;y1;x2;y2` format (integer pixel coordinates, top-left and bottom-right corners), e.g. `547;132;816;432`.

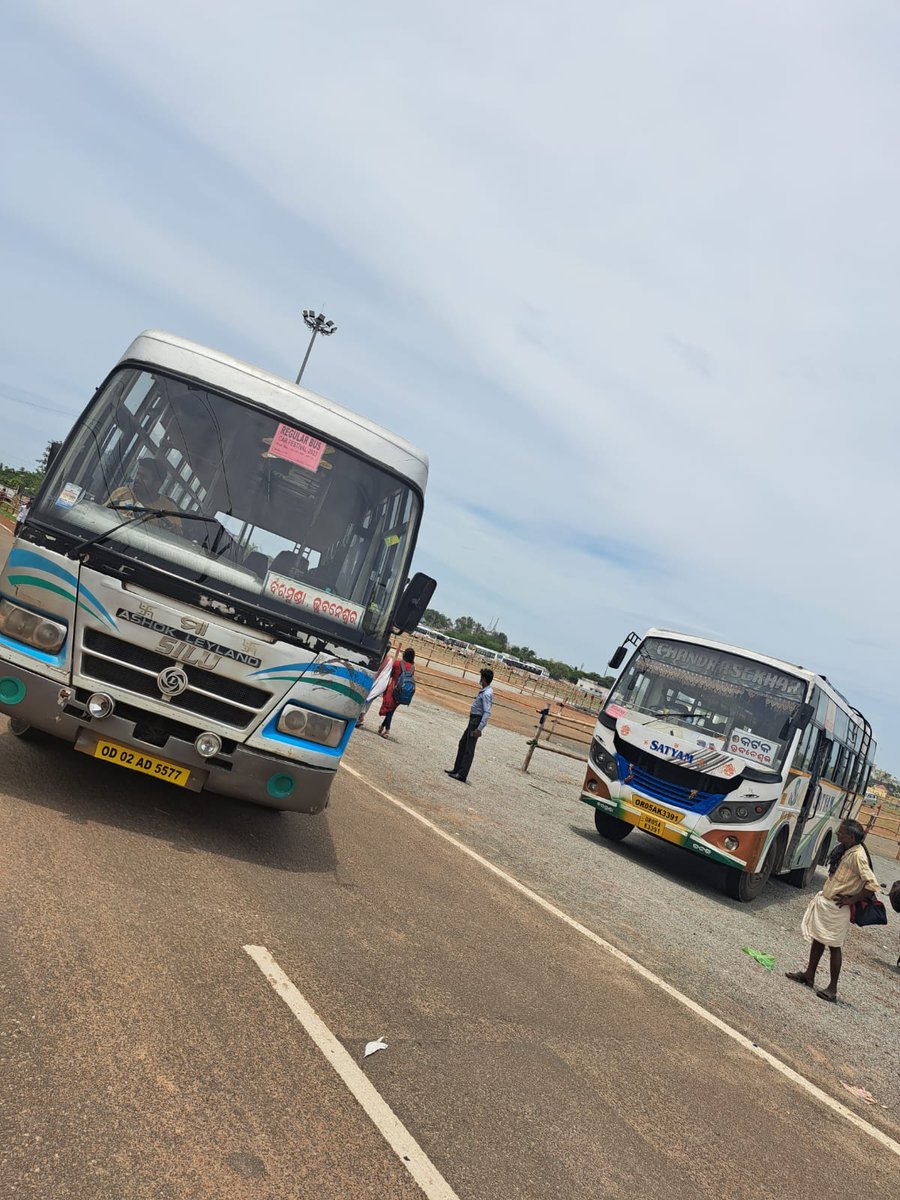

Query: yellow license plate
89;738;192;787
631;794;683;824
640;813;666;837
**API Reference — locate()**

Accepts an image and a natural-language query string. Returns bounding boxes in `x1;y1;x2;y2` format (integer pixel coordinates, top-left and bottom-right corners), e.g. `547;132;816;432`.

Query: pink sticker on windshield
606;704;626;719
270;424;326;471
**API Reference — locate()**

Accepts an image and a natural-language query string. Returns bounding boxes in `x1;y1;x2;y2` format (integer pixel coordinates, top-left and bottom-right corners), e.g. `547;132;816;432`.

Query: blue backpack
393;663;416;706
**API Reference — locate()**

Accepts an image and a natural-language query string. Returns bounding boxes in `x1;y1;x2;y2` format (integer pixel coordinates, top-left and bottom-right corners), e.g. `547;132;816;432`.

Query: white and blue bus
579;628;875;900
0;331;435;812
502;656;549;678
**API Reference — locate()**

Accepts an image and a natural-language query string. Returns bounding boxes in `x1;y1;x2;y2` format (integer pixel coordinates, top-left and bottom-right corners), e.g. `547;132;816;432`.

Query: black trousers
453;716;481;781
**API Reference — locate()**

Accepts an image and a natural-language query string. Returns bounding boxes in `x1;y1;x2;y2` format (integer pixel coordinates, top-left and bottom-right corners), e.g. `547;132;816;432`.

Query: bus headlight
589;737;618;780
277;705;346;748
710;799;775;824
0;599;67;654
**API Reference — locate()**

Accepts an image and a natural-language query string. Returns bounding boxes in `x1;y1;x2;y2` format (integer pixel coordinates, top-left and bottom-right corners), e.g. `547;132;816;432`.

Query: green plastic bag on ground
742;946;775;970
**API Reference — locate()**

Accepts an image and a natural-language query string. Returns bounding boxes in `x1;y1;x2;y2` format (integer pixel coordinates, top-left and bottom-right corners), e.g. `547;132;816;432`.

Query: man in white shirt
445;668;494;783
14;498;30;536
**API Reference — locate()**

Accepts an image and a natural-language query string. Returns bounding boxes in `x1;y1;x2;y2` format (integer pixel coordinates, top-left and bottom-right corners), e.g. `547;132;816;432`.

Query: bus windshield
34;367;421;640
608;637;807;771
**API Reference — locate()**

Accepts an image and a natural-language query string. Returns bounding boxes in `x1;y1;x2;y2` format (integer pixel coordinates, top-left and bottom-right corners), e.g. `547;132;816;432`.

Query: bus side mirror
608;645;627;670
394;572;437;633
45;440;63;472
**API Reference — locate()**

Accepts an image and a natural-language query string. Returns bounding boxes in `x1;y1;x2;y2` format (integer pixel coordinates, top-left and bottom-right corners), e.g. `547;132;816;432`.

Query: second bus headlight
589;737;618;780
0;599;67;654
277;705;346;748
709;799;776;824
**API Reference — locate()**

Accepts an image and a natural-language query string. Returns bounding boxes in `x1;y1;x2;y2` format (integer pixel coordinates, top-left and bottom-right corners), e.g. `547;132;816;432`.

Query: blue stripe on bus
8;548;116;628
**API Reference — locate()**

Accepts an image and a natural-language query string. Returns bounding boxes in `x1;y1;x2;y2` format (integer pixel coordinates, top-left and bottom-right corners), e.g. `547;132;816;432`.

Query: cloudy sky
3;2;900;768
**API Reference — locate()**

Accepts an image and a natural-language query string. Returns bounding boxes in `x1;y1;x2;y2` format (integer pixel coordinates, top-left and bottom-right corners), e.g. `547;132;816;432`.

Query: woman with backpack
355;651;395;730
377;647;416;738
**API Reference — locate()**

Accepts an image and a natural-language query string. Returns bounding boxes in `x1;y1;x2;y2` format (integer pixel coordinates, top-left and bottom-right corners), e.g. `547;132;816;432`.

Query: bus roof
645;628;862;717
118;330;429;492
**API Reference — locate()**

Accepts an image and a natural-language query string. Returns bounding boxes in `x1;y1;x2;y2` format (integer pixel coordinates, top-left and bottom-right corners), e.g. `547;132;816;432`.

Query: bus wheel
785;861;816;889
724;843;776;902
786;835;830;889
594;809;633;841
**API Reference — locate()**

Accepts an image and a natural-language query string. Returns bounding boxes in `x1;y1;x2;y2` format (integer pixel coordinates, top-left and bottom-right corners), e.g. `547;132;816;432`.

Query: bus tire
724;836;780;902
594;809;633;841
785;861;817;889
786;834;830;889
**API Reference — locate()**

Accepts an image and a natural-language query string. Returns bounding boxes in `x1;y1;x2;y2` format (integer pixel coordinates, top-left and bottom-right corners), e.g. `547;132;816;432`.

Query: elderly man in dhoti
785;819;880;1003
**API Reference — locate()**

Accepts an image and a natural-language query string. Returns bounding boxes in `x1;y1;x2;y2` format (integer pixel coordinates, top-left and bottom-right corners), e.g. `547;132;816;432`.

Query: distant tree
508;645;537;662
423;608;452;631
535;658;579;683
0;463;44;496
583;671;614;687
453;615;480;638
469;630;508;653
38;440;62;475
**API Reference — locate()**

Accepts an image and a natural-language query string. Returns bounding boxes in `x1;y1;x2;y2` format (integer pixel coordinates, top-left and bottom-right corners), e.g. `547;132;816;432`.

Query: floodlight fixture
296;310;338;382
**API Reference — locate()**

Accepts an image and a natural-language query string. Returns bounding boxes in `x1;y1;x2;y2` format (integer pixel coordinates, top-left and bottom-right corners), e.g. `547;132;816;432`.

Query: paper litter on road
741;947;776;970
841;1082;877;1104
363;1037;388;1058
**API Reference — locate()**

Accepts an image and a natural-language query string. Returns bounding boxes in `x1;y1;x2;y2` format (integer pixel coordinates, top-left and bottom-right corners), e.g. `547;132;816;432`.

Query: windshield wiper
68;505;218;559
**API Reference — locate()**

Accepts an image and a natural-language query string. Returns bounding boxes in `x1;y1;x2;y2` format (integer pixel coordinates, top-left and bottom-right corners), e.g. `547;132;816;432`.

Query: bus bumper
578;790;744;869
0;662;335;814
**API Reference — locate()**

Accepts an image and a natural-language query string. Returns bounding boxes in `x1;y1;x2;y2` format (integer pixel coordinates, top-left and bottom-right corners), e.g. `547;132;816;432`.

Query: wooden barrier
859;804;900;860
390;656;553;732
522;703;593;773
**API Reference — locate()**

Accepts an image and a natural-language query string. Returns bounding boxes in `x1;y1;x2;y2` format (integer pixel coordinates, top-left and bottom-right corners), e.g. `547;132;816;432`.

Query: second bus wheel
594;808;633;841
785;834;831;889
724;839;779;902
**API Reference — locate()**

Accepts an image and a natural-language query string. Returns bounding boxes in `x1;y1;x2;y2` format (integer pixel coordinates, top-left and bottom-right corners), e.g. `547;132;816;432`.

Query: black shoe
444;770;459;778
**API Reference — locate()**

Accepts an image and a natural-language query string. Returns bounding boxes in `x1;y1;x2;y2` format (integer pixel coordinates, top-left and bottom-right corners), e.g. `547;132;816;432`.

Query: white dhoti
801;891;851;948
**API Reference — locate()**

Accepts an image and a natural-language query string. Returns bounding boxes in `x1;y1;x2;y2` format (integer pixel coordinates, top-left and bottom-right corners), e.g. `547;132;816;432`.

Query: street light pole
296;310;338;384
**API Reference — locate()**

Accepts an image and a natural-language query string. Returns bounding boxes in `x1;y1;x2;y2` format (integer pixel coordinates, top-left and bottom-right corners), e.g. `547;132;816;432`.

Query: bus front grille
80;629;271;730
614;756;724;810
614;733;742;810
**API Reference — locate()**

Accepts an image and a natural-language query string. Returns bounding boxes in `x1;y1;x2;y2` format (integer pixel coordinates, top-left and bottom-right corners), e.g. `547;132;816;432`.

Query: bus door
786;728;832;867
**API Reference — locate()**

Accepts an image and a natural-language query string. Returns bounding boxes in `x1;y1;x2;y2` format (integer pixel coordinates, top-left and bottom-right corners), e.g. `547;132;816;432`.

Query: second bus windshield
608;637;807;771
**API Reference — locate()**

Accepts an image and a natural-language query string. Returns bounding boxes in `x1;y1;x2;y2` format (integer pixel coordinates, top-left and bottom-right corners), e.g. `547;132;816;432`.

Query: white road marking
243;945;461;1200
341;763;900;1159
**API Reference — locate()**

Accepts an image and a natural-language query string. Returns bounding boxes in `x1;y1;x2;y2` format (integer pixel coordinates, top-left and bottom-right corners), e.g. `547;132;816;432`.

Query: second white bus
579;628;875;900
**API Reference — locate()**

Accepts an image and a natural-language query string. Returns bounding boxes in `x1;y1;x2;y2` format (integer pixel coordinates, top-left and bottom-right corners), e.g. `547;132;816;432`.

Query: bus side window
837;746;853;789
824;739;842;783
796;724;816;772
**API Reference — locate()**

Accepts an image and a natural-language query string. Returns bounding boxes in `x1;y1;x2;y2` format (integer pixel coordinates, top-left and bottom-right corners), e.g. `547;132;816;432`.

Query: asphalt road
2;523;899;1198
